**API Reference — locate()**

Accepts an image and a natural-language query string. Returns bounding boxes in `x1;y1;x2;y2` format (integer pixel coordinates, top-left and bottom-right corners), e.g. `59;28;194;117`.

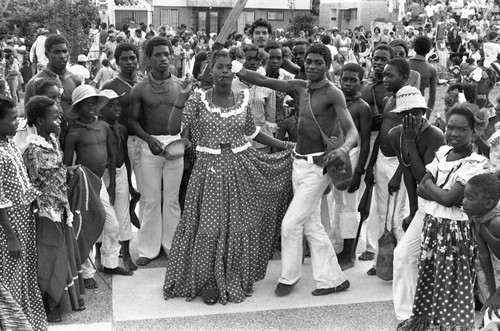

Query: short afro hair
467;173;500;206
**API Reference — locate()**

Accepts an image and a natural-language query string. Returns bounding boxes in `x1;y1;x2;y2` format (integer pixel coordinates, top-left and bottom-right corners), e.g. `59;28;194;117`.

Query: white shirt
69;64;90;83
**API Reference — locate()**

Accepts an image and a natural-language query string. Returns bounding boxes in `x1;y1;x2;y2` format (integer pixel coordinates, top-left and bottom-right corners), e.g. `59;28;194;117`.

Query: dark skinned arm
128;86;163;155
281;58;300;75
105;124;116;205
364;133;380;186
236;67;299;94
426;67;438;119
420;177;465;207
0;208;22;259
254;131;288;151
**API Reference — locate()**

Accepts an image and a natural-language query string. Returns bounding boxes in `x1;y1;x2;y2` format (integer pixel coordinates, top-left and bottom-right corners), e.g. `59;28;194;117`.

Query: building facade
152;0;311;34
319;0;389;31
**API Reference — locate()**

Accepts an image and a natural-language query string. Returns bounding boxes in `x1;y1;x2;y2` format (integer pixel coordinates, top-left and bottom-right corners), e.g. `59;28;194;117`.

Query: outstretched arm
235;65;300;94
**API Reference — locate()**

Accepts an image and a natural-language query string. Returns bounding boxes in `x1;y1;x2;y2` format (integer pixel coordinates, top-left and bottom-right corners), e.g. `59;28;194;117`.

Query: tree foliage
0;0;99;62
288;12;316;35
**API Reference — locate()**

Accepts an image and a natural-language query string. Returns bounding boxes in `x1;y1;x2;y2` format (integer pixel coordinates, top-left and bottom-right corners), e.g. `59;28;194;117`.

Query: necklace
211;89;235;108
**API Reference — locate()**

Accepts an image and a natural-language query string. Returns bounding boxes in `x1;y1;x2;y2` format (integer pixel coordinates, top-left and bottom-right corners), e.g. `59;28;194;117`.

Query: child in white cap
63;85;133;289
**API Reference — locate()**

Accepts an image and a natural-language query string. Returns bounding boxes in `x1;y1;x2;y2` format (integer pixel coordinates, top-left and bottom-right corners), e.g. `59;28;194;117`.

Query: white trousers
279;158;346;289
128;135;145;221
103;164;132;242
362;150;407;257
137;135;183;259
392;199;426;321
82;178;121;278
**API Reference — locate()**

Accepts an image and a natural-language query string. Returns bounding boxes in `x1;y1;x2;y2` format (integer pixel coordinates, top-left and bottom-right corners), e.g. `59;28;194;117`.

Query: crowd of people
1;0;500;330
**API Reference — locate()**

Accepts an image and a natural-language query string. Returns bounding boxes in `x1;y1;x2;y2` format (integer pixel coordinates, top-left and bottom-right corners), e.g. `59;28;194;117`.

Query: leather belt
292;150;324;165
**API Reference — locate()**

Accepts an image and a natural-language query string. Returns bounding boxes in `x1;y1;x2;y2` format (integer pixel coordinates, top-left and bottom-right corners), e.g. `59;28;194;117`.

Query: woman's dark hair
446;103;475;129
209;49;231;69
25;96;57;126
447;82;477;104
0;96;15;120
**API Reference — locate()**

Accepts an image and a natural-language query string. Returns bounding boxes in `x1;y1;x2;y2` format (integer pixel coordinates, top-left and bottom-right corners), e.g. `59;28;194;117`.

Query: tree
0;0;99;62
288;12;315;35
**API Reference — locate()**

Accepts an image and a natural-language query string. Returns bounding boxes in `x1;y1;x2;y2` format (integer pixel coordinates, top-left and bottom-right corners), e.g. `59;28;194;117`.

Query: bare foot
358;251;375;261
46;307;62;323
84;278;98;289
103;266;133;276
123;254;138;271
136;257;152;266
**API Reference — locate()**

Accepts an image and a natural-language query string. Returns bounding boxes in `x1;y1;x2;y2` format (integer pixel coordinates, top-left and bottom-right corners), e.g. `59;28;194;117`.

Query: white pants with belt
103;164;132;242
393;198;426;321
279;154;347;289
138;135;183;259
82;178;121;279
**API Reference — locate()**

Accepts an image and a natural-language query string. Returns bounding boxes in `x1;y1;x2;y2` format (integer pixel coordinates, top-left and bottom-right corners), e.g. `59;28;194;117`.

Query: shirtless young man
363;58;410;276
387;86;445;321
333;63;372;270
234;43;358;296
100;43;143;224
63;85;133;288
358;44;393;262
129;37;184;266
408;36;437;119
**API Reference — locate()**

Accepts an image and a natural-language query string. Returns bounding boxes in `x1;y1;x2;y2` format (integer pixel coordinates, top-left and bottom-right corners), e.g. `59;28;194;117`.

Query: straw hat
391;86;429;114
67;85;108;116
99;89;125;100
161;138;191;160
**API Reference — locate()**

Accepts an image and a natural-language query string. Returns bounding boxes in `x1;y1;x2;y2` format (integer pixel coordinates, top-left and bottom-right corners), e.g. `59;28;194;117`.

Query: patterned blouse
22;134;72;224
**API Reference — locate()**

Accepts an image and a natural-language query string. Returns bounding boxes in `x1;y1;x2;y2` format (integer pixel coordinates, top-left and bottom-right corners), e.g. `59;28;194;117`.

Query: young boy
388;86;446;321
99;89;138;271
462;173;500;329
63;85;132;289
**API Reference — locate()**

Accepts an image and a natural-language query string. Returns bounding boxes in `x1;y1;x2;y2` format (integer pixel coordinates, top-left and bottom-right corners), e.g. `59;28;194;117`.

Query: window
267;11;284;21
350;8;357;20
161;9;179;27
330;9;337;21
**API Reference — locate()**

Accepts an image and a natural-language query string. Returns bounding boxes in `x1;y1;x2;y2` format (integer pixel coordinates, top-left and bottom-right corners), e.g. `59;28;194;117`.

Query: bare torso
70;121;109;177
379;96;400;157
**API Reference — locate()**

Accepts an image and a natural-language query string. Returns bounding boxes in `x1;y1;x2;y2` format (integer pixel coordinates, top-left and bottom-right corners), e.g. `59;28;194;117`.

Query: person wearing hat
29;27;50;73
387;85;445;322
99;89;138;272
63;85;133;289
25;34;82;138
69;54;91;85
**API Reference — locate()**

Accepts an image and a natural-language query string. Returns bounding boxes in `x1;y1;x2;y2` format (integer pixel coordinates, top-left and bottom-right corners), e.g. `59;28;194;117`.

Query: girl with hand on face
398;104;487;331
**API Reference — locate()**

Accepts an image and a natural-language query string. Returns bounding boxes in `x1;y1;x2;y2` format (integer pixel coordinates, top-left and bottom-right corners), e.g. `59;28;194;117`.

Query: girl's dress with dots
0;140;46;331
398;145;486;331
163;89;293;304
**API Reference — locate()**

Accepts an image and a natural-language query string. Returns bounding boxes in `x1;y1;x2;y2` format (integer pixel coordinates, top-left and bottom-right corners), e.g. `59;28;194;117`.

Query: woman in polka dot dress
0;97;47;330
163;50;293;304
398;104;487;330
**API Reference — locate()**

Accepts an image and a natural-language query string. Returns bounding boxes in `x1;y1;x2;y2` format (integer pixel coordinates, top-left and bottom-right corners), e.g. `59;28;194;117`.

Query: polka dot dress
0;140;47;330
397;215;476;331
163;89;293;304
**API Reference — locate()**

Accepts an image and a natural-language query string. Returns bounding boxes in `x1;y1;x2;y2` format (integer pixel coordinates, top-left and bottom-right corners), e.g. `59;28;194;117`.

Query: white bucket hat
99;89;125;100
391;86;430;114
67;85;108;117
